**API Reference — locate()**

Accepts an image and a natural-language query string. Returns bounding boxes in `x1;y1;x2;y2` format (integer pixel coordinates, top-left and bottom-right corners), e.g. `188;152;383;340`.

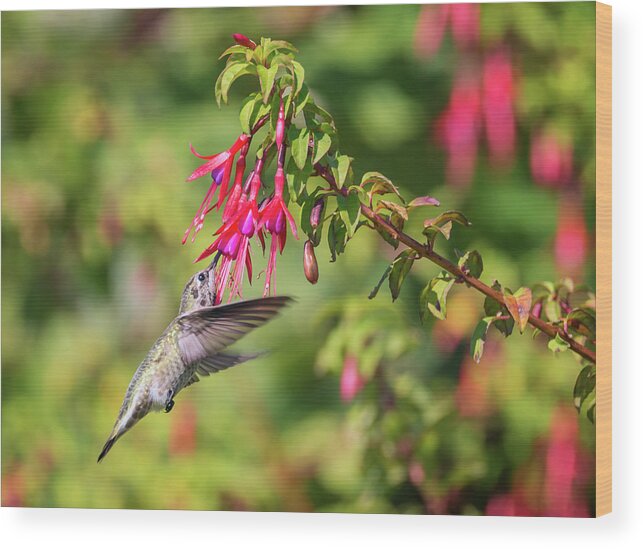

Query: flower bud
310;197;325;229
303;239;319;284
232;33;256;50
276;100;285;151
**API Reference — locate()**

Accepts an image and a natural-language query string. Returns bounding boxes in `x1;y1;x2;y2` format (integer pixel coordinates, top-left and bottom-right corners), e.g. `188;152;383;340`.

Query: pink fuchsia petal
187;150;231;182
530;131;573;188
482;49;515;166
414;4;450;59
450;3;480;50
340;355;365;402
555;197;588;276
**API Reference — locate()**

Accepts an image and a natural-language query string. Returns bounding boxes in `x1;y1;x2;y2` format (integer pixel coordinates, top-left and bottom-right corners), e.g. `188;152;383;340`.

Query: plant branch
315;164;596;364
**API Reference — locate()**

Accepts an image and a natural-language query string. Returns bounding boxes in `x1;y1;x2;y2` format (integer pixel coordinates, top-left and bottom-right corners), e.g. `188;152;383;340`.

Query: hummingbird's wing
175;296;292;365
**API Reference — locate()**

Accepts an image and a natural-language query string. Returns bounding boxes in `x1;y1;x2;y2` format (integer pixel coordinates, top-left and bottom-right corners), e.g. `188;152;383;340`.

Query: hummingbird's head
178;254;219;314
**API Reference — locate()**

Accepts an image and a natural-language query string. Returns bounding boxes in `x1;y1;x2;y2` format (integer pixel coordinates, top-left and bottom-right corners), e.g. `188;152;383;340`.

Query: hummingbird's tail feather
97;436;117;463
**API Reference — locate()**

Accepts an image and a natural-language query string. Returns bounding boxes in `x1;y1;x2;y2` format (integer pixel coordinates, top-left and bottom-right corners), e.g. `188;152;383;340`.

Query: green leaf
419;271;455;322
423;221;452;247
470;317;495;363
548;333;571;354
484;281;514;337
425;210;472;228
586;398;596;423
573;364;596;412
216;62;256;106
291;60;305;96
294;84;311;117
388;250;415;302
219;44;250;59
544;298;562;322
291;128;310;170
327;214;347;262
369;263;393;299
264;39;298;60
337;191;361;237
374;214;399;249
239;94;259;135
503;287;532;333
256;64;279;104
408;196;440;208
336;155;352;187
361;172;402;201
566;308;596;338
458;250;483;279
312;132;332;164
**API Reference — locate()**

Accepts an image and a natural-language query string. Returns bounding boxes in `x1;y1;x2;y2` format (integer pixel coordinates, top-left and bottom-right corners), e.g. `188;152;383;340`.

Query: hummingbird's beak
208;251;222;271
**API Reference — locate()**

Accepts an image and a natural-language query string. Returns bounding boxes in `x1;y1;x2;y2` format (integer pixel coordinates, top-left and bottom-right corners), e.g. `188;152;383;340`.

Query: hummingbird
98;256;292;462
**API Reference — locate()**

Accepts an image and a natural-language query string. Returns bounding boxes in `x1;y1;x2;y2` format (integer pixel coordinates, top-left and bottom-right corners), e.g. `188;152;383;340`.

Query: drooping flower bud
310;197;325;229
276;99;285;151
232;33;256;50
303;239;319;284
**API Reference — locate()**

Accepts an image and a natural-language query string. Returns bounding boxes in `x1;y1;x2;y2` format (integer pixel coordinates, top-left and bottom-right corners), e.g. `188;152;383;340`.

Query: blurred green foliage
2;4;596;514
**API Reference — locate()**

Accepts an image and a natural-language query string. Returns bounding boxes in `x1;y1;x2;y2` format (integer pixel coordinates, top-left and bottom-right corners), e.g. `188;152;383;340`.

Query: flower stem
315;163;596;364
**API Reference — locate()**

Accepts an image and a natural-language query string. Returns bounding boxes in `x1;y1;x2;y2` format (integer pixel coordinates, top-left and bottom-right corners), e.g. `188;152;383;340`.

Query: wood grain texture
595;1;612;518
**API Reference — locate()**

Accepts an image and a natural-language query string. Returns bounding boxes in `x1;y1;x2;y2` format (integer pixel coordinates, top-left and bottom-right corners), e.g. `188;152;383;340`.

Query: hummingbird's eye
198;273;206;282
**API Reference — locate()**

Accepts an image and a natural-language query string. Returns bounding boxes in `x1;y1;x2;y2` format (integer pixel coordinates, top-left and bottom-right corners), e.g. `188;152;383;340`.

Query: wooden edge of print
595;1;612;518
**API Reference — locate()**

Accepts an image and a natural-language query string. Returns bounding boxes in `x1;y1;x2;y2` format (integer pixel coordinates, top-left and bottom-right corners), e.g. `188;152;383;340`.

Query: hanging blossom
183;95;297;303
182;133;249;244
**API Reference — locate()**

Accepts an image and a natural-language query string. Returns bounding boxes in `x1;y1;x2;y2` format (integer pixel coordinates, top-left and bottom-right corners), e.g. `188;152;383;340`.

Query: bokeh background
2;3;596;515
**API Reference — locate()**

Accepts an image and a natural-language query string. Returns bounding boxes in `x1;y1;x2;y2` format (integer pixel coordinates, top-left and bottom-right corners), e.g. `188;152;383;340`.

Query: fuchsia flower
530;131;574;188
414;3;480;59
182;134;249;244
482;49;515;167
340;355;365;402
259;166;298;296
434;68;481;187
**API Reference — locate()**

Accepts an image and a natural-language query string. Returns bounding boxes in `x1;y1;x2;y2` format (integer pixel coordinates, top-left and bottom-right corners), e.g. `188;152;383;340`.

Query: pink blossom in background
482;49;516;167
434;69;481;187
414;4;450;59
543;407;590;517
530;131;574;188
414;4;480;59
450;3;480;50
555;196;588;277
485;493;534;517
340;355;365;402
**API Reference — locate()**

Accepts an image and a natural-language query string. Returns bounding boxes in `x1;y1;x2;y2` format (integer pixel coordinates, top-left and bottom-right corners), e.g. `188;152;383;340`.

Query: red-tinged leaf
378;200;408;221
503;287;532;333
408;196;440;208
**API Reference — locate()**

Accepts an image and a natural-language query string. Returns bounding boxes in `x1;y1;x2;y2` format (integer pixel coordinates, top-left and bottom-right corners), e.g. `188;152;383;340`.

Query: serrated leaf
503;287;532;333
458;250;483;279
256;64;279;104
313;132;332;164
470;317;495;363
369;263;393;299
291;128;310;170
388;250;415;302
408;196;440;208
419;271;455;322
378;200;408;221
484;281;514;337
548;333;571;353
217;62;256;106
573;364;596;412
337;191;361;237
